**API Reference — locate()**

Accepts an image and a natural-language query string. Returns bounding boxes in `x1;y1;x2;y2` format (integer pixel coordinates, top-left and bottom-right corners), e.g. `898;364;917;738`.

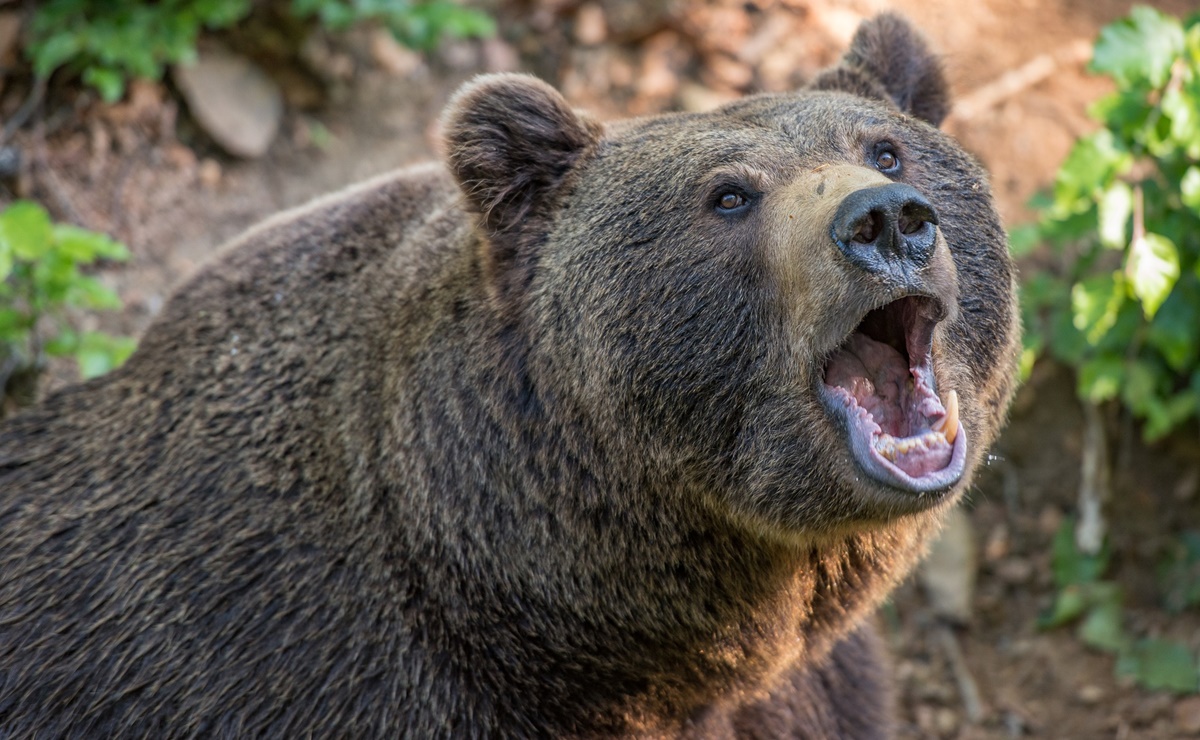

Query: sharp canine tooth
939;389;959;443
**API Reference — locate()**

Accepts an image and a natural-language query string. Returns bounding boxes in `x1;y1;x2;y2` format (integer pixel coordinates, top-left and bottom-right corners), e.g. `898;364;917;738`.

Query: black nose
831;183;939;277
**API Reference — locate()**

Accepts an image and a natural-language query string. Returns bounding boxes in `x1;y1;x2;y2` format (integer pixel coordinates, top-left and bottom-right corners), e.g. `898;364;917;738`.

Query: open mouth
821;295;966;493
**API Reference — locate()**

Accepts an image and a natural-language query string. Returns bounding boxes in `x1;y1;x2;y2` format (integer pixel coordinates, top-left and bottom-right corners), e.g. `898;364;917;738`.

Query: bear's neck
392;314;937;734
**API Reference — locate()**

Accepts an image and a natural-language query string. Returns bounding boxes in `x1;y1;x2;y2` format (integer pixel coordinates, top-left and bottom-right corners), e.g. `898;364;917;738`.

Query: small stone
983;522;1009;562
1175;695;1200;734
198;158;222;189
1037;505;1063;536
371;29;423;76
1077;685;1105;705
1174;467;1199;501
995;557;1034;585
637;31;684;100
915;704;938;734
173;47;283;158
703;54;753;90
0;146;20;179
481;38;519;73
678;83;738;113
164;143;197;171
439;40;478;71
574;4;607;46
935;707;959;735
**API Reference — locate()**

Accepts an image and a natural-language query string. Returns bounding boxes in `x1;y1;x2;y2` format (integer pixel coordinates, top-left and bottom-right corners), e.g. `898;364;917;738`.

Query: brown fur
0;15;1018;738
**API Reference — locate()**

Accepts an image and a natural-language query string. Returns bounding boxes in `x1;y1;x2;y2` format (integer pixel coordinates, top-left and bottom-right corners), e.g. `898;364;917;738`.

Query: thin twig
30;119;83;226
0;76;46;148
948;39;1092;123
935;623;984;724
1077;401;1110;555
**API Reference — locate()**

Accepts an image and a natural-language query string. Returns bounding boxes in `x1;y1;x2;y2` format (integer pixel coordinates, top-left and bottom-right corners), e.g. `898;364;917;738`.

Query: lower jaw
847;421;968;494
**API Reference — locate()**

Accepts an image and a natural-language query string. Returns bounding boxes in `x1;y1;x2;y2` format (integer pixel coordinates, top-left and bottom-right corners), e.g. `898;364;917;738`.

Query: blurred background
1;0;1199;737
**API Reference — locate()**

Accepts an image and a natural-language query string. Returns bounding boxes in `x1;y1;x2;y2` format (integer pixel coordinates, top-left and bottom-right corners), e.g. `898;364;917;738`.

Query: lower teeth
875;430;947;461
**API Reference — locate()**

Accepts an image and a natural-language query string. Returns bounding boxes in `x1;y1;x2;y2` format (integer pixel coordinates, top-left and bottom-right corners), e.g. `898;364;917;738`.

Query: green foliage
0;201;135;396
1041;519;1200;693
27;0;254;103
292;0;495;51
1022;6;1200;441
1160;531;1200;613
26;0;494;102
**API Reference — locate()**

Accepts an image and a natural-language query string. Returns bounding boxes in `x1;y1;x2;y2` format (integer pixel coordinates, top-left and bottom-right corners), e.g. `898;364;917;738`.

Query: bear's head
443;14;1019;540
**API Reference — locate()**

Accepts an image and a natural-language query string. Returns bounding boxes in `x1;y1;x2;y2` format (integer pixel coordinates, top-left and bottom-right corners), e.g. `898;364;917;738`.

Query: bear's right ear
442;74;602;235
810;13;950;127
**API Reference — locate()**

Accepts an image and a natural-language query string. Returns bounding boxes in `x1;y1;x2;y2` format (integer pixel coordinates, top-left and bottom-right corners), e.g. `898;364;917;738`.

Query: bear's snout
831;183;939;279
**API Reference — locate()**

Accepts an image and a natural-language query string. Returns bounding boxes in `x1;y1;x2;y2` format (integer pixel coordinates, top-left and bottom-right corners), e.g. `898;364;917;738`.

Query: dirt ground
4;0;1200;737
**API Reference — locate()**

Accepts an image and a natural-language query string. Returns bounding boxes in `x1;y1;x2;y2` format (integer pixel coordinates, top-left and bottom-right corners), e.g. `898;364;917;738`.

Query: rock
0;146;20;180
995;557;1034;585
198;159;222;189
482;38;520;73
574;4;607;46
935;707;960;735
703;54;753;91
1077;685;1105;705
919;506;977;624
173;47;283;159
1037;504;1063;536
678;83;738;113
983;522;1009;562
1175;695;1200;734
371;29;424;77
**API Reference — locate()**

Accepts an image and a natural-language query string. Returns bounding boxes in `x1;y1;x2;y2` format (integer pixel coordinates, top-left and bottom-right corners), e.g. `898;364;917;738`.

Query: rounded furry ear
810;13;950;127
442;74;601;234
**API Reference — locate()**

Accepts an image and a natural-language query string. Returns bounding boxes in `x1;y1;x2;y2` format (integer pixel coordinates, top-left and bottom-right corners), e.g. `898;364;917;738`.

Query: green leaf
1182;166;1200;213
1079;593;1128;653
1097;181;1132;249
66;276;122;310
1091;6;1185;88
1071;272;1126;344
0;201;54;261
1126;232;1180;318
1148;281;1200;371
82;66;127;104
43;329;78;357
1040;584;1089;628
1008;223;1041;257
1162;84;1200;152
75;331;136;379
1116;639;1200;693
30;31;82;78
1120;358;1159;413
52;224;130;262
1052;517;1110;586
1052;130;1132;217
1078;355;1124;403
1160;531;1200;613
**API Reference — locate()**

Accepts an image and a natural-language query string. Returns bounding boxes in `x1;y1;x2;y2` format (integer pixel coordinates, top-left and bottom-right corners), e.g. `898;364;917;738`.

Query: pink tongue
825;334;912;436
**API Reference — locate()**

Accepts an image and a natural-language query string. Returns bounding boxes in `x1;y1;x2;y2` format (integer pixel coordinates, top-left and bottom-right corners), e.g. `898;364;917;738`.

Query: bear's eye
715;191;748;212
874;147;900;174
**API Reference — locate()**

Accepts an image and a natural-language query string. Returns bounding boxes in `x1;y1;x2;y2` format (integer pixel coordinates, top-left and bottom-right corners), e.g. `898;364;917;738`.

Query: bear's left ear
443;73;602;235
810;13;950;127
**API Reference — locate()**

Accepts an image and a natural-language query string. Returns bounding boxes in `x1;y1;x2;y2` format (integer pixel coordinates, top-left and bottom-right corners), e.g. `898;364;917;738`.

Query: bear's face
445;16;1019;540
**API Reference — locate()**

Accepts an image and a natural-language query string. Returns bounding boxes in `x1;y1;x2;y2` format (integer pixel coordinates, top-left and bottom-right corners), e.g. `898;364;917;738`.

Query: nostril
852;211;883;244
898;201;937;236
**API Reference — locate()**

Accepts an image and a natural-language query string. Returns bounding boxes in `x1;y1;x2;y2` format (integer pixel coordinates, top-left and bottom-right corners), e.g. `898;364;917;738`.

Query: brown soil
3;0;1200;737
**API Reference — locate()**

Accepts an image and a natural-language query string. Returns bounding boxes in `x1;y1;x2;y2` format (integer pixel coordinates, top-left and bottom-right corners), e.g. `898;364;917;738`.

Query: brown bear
0;13;1019;738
